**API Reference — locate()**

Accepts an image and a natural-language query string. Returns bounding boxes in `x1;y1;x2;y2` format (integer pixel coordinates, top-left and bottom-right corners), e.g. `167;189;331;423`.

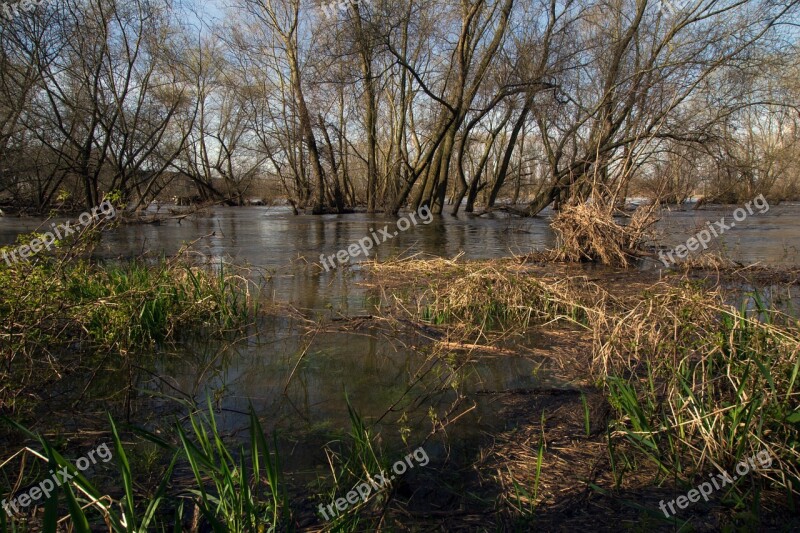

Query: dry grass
363;256;800;527
550;202;658;267
596;281;800;483
677;251;800;285
364;255;612;343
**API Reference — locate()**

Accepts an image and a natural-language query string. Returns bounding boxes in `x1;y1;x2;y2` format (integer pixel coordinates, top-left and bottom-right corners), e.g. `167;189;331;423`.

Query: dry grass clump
593;282;800;506
366;255;610;339
677;252;800;285
550;202;657;267
592;281;718;374
678;251;740;271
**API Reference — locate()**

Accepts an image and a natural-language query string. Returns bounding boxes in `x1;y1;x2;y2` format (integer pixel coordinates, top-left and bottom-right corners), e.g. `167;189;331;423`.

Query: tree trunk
353;7;378;212
487;105;530;208
288;51;326;214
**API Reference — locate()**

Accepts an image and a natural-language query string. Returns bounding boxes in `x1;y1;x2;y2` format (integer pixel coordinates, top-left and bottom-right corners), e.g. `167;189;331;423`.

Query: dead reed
550;202;658;267
365;255;610;342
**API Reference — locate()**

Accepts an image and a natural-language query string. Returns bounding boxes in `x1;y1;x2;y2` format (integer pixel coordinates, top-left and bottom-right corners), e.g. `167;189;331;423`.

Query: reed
174;401;287;532
1;403;287;532
585;283;800;519
2;415;177;532
550;202;657;267
316;396;387;530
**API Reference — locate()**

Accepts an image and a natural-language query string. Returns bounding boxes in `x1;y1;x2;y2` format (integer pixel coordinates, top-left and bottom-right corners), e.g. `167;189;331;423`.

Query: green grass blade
140;452;179;529
108;414;137;531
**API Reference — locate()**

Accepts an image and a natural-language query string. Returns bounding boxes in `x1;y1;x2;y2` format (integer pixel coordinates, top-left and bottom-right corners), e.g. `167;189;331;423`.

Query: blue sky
184;0;226;31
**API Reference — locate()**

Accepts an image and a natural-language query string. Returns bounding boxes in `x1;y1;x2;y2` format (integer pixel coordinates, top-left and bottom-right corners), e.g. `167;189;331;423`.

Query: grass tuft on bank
2;403;288;532
0;246;258;412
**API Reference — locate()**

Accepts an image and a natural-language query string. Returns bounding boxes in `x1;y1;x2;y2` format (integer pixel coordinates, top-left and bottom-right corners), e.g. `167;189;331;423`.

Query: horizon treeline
0;0;798;214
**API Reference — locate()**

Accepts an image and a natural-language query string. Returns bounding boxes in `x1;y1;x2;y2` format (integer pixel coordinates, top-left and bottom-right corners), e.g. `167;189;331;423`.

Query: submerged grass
0;396;409;532
172;402;287;532
313;396;398;530
65;259;255;346
368;255;599;340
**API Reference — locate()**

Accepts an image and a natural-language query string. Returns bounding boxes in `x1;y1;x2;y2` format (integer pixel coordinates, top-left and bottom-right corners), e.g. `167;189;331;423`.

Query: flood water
2;203;798;476
4;203;799;278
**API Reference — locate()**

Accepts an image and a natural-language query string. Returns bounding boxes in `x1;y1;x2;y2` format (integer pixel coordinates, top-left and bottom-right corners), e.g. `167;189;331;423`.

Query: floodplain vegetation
0;223;283;531
364;252;799;530
352;205;797;530
0;205;798;532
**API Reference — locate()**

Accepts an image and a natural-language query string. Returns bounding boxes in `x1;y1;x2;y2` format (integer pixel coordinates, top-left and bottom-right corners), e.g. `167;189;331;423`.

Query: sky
183;0;226;33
